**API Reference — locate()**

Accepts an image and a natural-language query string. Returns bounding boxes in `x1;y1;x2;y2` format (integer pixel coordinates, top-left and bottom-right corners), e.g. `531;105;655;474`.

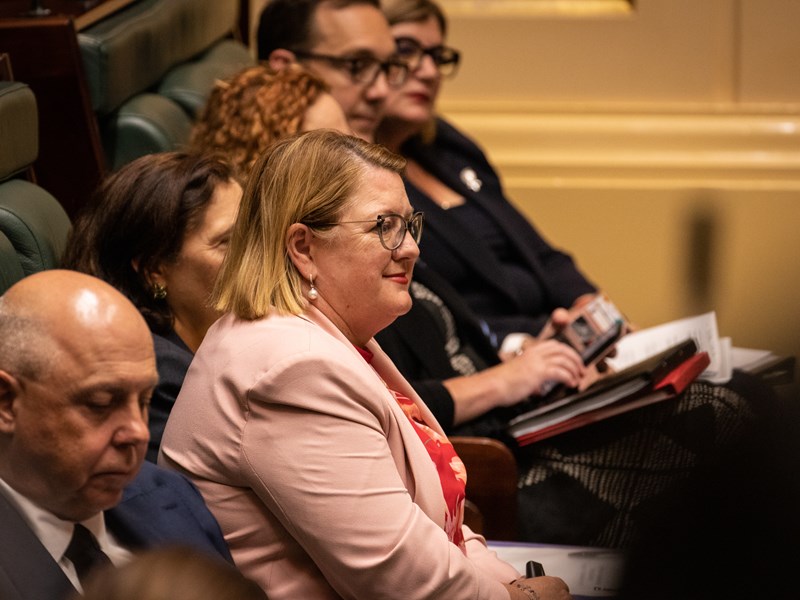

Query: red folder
512;350;710;447
654;352;710;394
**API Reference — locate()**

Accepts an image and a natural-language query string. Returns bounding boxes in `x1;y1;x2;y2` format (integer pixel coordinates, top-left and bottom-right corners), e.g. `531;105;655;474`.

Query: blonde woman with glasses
160;130;570;600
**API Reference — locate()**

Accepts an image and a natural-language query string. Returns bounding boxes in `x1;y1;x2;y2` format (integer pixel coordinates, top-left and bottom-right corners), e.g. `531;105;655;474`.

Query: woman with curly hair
189;64;350;177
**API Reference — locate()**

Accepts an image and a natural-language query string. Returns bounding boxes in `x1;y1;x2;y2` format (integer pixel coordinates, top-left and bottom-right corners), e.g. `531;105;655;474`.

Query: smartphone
557;317;624;366
554;294;625;366
540;294;626;397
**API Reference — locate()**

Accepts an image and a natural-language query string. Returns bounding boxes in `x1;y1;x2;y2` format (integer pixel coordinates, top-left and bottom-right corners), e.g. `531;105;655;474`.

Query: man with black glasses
257;0;408;143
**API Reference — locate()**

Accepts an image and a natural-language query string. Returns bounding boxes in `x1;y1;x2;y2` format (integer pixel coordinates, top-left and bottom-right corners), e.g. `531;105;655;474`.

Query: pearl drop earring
308;274;319;300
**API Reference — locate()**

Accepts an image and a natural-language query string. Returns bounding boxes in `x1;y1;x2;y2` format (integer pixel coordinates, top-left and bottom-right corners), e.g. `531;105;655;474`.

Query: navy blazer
148;330;193;463
0;461;232;600
402;118;596;340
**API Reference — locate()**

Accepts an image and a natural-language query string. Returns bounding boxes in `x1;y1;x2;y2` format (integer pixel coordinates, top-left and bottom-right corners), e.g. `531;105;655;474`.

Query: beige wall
436;0;800;361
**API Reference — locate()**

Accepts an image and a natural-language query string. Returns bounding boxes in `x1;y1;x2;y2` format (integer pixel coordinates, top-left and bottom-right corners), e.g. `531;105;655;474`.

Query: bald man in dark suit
0;271;232;600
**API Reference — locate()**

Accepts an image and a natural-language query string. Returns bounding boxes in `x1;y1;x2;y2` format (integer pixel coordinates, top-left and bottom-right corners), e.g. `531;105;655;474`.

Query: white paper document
489;541;625;598
729;345;780;371
606;311;732;383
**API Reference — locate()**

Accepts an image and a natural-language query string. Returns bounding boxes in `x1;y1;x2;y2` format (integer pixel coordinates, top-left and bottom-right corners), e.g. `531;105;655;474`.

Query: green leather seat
78;0;241;116
0;231;25;295
158;39;254;118
0;182;71;274
100;93;193;170
78;0;254;170
0;80;72;275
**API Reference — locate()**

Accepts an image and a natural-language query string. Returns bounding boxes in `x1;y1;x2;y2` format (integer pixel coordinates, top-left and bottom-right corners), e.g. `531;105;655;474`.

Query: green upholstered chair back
0;231;25;295
78;0;240;116
0;80;72;276
78;0;254;170
0;183;71;274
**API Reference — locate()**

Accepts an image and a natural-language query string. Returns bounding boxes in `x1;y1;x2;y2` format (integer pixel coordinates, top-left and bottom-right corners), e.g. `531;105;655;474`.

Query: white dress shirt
0;477;133;593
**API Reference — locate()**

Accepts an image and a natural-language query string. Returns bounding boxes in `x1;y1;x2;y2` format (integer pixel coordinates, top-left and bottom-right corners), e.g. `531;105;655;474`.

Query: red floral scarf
356;346;466;552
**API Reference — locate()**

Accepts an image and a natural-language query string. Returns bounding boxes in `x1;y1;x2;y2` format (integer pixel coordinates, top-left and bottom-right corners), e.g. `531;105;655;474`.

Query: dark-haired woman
62;152;242;461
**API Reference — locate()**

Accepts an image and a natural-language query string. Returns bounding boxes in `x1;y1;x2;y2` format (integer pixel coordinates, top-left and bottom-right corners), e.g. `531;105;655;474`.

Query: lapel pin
459;167;482;193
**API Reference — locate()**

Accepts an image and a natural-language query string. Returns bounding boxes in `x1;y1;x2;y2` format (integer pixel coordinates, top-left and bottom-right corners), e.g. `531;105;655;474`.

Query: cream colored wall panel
440;0;736;104
440;109;800;184
506;185;800;361
714;192;800;355
739;0;800;104
446;105;800;360
442;1;633;17
505;187;714;326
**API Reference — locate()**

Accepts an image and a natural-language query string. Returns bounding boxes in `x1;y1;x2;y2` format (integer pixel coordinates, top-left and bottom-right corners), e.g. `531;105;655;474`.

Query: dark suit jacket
148;330;193;463
402;118;596;340
375;263;536;442
375;262;497;429
0;461;232;600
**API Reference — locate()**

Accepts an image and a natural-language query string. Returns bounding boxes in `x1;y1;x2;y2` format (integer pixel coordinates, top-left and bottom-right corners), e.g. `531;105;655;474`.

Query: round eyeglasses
292;50;409;87
310;212;424;251
395;36;461;78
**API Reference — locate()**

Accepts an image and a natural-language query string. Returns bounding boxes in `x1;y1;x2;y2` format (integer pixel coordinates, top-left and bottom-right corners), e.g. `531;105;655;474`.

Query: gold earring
152;283;167;300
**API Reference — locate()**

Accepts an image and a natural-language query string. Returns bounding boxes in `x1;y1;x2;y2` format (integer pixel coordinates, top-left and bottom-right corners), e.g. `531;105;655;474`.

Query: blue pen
526;561;546;578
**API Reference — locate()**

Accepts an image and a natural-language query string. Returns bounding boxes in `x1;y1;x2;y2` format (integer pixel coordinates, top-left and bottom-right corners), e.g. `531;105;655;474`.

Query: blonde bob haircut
213;129;406;320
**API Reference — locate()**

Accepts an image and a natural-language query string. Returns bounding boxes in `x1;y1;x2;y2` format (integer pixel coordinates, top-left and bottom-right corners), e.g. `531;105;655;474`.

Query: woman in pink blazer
159;130;572;600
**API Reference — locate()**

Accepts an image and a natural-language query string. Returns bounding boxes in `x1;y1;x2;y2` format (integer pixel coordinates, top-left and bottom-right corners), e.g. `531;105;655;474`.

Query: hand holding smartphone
553;293;625;366
540;294;626;396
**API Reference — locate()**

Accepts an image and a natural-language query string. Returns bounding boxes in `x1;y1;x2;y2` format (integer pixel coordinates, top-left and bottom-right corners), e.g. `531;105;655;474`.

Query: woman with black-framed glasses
376;0;601;349
395;35;461;78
